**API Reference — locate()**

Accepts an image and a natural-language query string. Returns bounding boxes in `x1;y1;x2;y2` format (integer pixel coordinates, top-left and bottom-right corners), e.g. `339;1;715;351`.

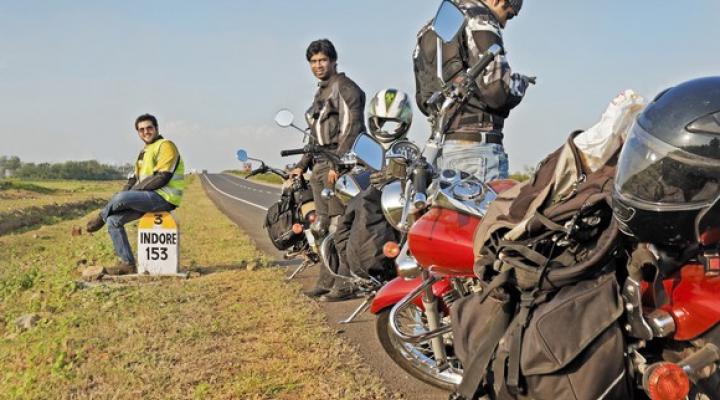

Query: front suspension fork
423;271;449;369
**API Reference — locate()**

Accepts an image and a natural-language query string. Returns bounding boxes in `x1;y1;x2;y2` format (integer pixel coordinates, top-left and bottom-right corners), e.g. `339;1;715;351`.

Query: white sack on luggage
573;90;645;172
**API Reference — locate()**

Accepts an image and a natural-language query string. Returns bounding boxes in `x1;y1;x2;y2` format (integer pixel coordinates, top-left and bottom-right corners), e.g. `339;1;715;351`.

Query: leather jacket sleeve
133;172;173;191
294;135;318;172
464;15;524;115
121;176;137;191
335;79;366;156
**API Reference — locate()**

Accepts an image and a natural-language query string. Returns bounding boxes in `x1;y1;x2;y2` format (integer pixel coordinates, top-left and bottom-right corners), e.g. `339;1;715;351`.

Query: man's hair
135;114;158;130
306;39;338;62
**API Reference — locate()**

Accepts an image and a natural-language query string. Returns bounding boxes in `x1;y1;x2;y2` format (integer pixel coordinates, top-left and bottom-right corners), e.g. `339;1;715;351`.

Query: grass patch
0;179;119;213
0;180;59;194
0;177;391;399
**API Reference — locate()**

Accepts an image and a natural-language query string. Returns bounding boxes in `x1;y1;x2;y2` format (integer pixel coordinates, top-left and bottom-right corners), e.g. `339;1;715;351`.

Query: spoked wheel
376;305;462;391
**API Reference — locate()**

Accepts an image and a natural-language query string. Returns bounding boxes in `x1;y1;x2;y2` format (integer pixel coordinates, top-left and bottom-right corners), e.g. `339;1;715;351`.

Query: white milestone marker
137;211;179;275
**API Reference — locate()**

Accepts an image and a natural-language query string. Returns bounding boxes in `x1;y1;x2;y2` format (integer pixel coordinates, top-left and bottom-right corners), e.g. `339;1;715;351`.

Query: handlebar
281;148;307;157
466;43;502;82
245;164;290;181
280;145;342;165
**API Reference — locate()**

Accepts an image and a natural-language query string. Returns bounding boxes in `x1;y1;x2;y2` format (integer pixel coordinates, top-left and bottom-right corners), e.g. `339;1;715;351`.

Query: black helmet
613;76;720;247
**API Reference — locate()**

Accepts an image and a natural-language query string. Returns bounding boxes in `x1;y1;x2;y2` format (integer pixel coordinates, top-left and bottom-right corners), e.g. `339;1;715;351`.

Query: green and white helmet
368;88;413;143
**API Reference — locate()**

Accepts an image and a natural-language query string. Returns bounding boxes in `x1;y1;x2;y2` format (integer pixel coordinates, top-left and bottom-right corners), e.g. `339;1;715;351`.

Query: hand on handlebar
510;73;536;97
327;169;338;184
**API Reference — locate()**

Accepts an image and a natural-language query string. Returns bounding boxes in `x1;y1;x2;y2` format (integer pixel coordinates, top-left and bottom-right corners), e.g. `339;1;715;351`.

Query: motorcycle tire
375;307;462;391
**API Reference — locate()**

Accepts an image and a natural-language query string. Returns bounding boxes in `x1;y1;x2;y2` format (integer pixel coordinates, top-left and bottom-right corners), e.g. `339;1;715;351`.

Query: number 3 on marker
154;214;163;225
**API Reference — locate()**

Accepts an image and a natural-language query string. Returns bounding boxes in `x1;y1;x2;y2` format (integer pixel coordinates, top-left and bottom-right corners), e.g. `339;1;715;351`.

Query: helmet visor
615;122;720;209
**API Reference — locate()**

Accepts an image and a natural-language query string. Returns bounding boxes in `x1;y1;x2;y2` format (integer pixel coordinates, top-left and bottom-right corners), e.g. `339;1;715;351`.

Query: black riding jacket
296;73;366;171
414;0;526;142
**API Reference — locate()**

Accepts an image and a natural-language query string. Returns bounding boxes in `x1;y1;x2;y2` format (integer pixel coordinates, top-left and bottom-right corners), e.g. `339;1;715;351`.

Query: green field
0;177;390;399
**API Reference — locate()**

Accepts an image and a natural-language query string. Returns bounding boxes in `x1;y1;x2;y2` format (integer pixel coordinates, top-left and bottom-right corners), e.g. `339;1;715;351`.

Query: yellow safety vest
136;138;185;206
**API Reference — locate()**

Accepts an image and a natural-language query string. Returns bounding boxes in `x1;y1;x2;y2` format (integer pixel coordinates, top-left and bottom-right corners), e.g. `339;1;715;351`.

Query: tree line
0;156;132;180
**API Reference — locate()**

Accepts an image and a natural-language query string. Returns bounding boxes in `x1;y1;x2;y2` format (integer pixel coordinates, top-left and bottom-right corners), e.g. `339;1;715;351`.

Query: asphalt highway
201;173;448;400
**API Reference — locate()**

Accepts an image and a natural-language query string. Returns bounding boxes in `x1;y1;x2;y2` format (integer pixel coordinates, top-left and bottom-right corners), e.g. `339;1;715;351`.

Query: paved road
201;173;448;400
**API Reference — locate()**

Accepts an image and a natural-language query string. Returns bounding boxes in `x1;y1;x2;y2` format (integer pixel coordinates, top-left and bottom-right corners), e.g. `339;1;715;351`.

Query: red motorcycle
370;177;516;390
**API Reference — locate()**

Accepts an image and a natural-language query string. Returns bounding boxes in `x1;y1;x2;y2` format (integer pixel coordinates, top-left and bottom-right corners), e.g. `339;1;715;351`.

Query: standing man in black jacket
414;0;530;182
290;39;366;298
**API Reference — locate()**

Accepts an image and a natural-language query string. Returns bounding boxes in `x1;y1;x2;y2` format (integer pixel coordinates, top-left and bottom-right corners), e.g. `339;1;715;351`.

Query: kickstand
286;258;313;281
338;294;374;324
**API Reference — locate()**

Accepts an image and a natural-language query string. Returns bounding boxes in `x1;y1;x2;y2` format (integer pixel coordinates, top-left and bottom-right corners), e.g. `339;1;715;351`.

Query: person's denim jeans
100;190;175;265
438;140;509;182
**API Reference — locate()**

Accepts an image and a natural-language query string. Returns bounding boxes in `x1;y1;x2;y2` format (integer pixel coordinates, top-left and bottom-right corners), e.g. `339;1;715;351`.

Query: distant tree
6;156;21;171
13;160;126;180
508;165;537;182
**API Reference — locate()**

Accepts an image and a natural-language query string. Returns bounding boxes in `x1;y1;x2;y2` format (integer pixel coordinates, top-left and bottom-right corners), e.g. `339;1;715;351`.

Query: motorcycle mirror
432;0;465;43
352;134;385;172
236;149;249;162
696;194;720;246
274;109;295;128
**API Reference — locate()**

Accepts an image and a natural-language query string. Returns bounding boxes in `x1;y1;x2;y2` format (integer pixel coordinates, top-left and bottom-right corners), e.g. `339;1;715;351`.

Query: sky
1;1;720;173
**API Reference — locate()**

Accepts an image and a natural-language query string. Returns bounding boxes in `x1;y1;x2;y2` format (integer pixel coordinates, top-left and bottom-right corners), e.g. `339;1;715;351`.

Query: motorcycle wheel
375;306;462;391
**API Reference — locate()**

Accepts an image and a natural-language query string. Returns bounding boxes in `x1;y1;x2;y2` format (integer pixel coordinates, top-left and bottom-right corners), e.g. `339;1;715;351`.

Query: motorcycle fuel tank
407;207;481;276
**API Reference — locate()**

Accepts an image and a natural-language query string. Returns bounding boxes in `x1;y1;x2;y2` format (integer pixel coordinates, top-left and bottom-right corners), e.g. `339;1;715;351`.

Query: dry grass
0;180;119;213
0;176;391;399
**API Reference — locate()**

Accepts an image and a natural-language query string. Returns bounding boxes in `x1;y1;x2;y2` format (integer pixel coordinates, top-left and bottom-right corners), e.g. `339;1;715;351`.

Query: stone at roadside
15;314;40;331
246;261;258;271
81;265;105;281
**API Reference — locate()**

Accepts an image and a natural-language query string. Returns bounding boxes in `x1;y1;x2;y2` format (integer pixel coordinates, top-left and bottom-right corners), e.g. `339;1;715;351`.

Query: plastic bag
574;90;645;172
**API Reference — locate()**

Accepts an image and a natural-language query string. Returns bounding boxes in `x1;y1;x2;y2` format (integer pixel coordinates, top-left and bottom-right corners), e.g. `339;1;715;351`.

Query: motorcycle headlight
381;180;406;230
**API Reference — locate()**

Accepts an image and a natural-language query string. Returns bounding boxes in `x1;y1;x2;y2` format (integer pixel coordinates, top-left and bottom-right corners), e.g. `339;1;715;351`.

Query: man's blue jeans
101;190;175;265
438;140;509;182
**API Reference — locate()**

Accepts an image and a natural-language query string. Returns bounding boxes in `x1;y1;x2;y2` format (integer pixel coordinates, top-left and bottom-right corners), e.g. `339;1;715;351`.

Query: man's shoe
303;287;330;298
86;213;105;233
318;288;358;303
104;261;136;276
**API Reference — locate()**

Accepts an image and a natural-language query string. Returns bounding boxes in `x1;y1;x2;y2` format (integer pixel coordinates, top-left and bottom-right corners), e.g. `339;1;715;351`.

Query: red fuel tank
408;207;481;276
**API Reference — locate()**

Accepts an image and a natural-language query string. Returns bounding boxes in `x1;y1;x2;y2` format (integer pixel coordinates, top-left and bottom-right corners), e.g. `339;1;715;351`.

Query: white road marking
202;174;269;211
217;174;281;195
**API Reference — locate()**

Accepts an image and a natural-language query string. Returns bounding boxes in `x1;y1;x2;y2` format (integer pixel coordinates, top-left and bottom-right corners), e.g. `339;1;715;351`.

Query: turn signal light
644;362;690;400
383;241;401;259
307;212;317;223
292;224;304;235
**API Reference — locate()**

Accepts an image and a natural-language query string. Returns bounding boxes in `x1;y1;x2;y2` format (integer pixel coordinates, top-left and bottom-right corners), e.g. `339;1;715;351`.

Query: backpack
452;132;632;399
264;186;309;251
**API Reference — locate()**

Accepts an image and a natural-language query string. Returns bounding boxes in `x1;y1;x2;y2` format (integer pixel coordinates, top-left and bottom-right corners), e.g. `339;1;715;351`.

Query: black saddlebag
264;194;299;251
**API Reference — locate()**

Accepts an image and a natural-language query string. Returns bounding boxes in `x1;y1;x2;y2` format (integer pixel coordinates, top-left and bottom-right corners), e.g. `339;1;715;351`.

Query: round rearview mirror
433;0;465;43
274;109;295;128
236;149;249;162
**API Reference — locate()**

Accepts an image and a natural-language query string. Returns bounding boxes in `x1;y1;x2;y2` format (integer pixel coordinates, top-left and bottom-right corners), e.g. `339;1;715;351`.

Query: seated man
86;114;185;274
